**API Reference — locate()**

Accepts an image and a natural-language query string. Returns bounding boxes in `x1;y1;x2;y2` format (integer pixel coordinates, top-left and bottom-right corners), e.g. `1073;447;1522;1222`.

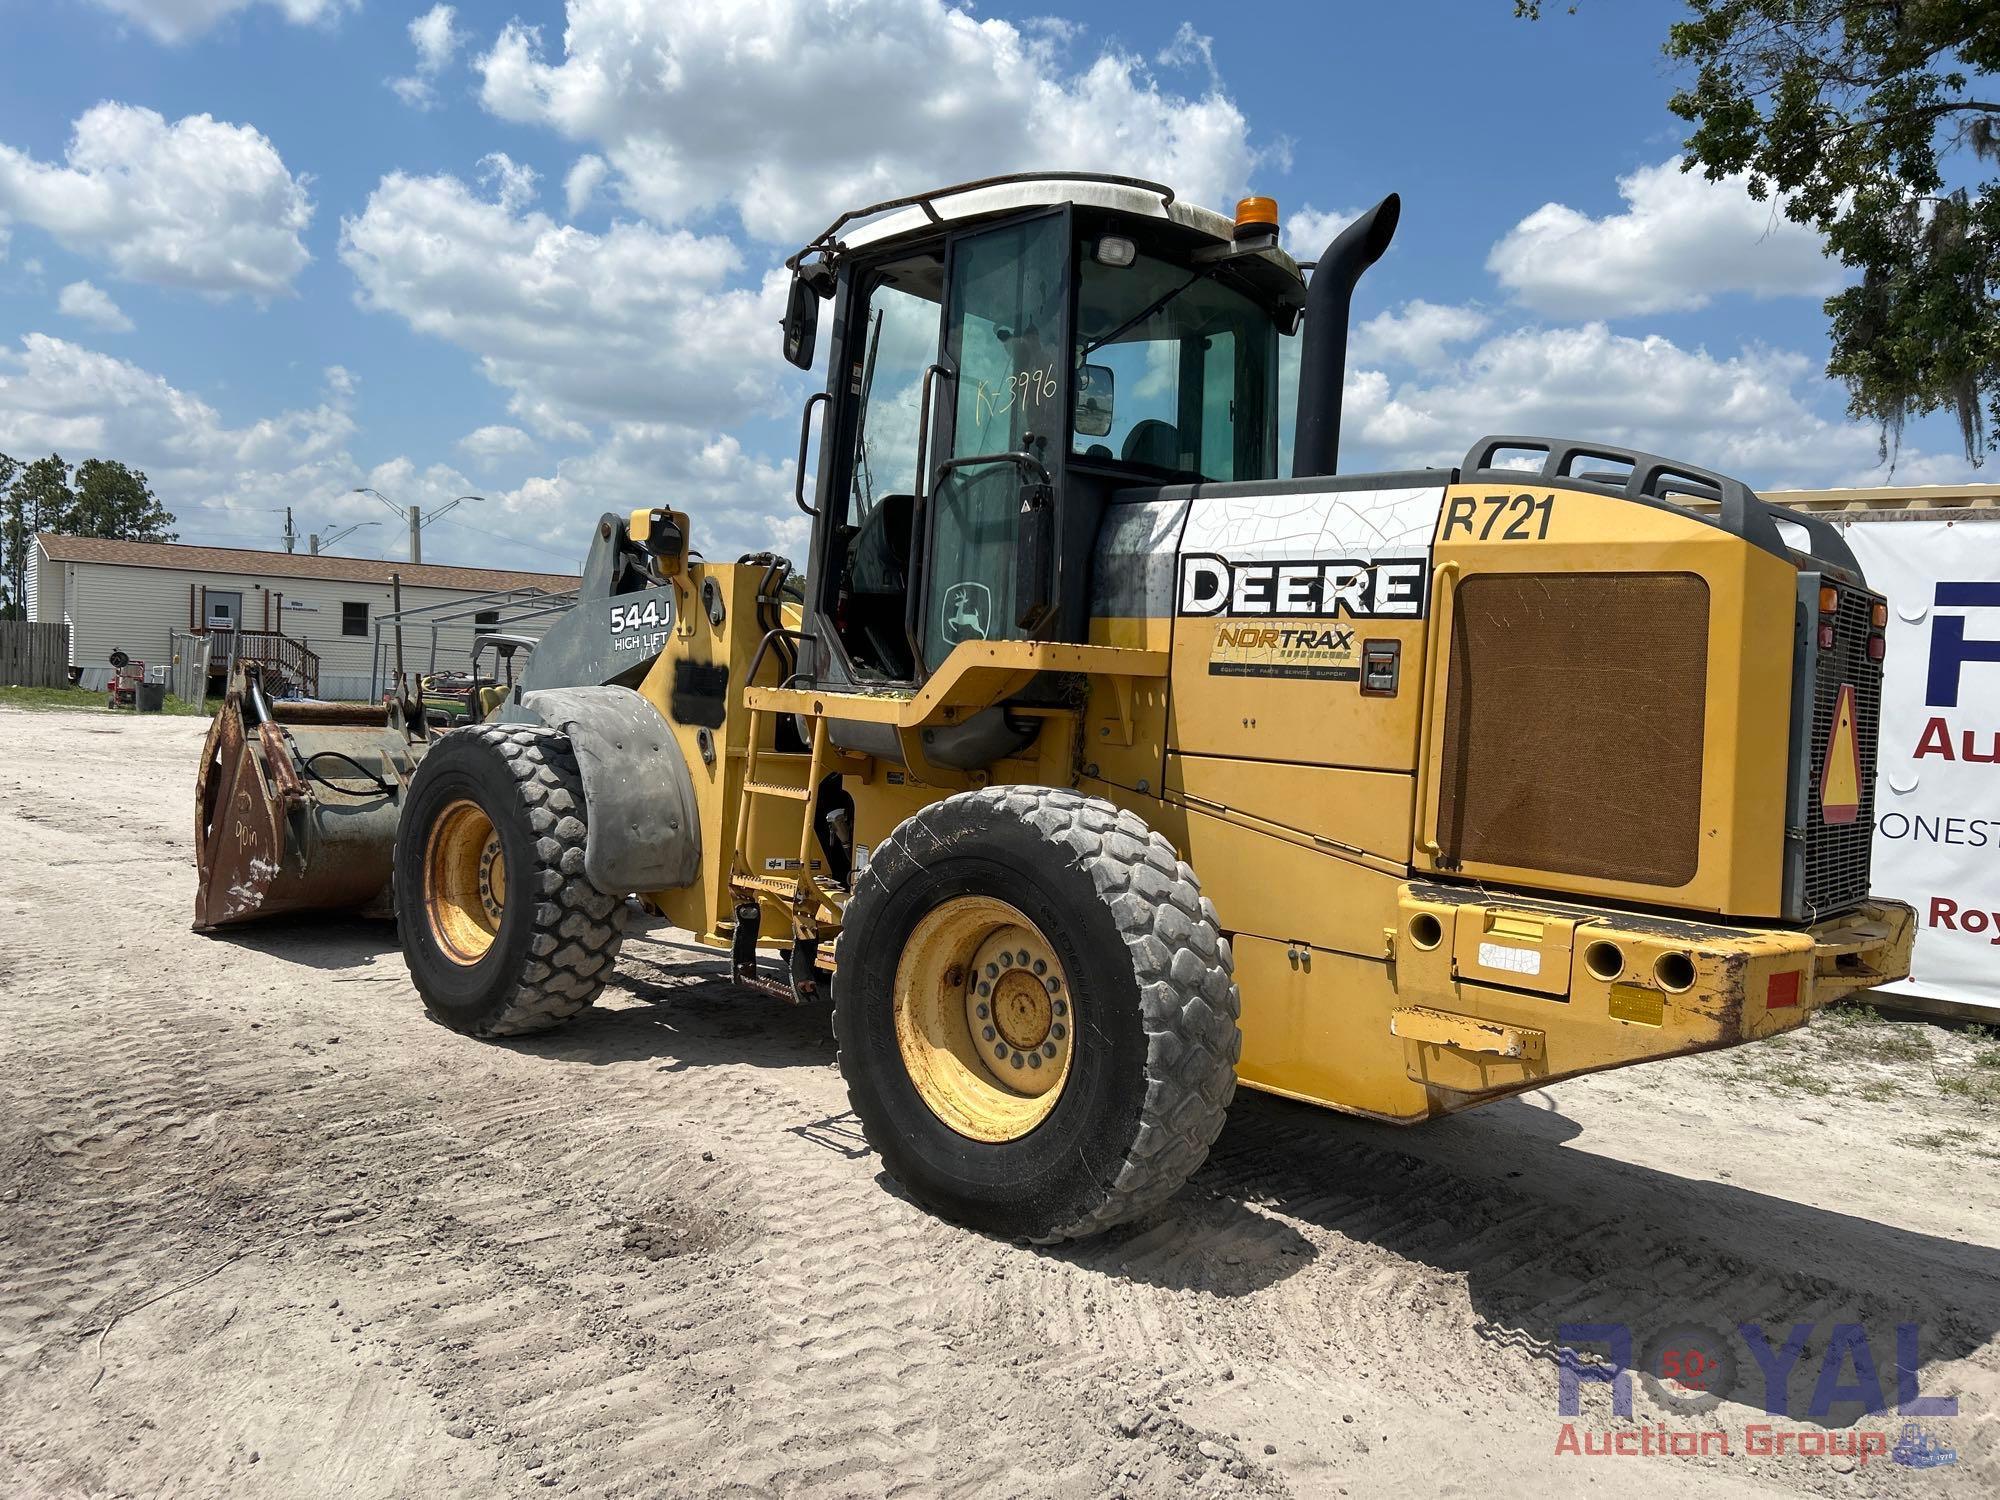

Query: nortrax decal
1177;553;1427;619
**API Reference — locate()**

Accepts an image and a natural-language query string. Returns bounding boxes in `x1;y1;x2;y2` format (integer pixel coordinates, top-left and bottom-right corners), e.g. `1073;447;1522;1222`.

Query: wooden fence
0;621;68;688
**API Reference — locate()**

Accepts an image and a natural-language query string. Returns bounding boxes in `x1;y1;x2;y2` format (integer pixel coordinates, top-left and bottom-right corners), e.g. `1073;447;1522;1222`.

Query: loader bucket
193;663;428;932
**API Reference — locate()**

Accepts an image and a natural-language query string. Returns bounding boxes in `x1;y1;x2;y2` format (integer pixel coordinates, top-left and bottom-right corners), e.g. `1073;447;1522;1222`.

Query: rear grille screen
1802;588;1884;914
1437;573;1710;887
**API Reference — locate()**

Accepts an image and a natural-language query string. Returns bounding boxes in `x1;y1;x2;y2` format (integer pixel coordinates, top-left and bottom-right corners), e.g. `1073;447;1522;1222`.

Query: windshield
1072;246;1280;482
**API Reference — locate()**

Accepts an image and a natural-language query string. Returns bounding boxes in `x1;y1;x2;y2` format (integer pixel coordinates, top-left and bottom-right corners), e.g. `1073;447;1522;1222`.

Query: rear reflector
1767;971;1802;1009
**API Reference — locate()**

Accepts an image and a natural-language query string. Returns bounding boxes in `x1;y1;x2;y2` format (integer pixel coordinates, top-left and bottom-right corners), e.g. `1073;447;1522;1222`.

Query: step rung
743;779;812;801
732;872;808;898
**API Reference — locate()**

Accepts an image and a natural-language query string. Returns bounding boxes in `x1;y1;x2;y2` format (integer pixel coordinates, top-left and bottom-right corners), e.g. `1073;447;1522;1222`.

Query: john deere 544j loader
264;175;1917;1241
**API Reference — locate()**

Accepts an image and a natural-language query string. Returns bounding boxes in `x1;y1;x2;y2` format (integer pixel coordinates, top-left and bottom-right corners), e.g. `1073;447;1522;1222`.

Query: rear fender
517;686;701;894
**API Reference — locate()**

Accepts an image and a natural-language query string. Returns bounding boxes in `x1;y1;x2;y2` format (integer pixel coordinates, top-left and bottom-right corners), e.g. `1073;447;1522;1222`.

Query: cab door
917;209;1072;674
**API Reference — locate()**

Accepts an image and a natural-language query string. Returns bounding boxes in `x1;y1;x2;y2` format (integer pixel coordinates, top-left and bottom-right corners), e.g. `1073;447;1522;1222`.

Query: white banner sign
1843;519;2000;1012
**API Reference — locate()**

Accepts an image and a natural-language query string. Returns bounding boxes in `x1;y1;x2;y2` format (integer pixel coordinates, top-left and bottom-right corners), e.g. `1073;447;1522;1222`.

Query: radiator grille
1802;586;1884;914
1437;573;1710;887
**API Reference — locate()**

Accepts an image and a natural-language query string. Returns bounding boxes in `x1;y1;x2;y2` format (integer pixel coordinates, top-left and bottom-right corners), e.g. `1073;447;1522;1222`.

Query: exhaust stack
1291;193;1400;479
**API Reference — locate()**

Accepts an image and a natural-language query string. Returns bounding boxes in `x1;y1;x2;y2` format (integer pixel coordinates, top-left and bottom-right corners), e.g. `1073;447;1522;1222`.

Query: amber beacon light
1234;195;1279;239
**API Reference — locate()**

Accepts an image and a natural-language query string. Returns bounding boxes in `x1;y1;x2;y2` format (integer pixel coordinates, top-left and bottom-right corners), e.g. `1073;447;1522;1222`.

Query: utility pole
282;507;296;553
409;503;422;565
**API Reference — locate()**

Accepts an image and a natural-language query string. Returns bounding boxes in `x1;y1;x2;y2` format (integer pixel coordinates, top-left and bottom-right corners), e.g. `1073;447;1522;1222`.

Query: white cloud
457;423;536;463
1488;159;1842;318
389;76;435;110
410;4;461;71
391;4;463;110
340;168;787;440
0;103;312;298
565;154;610;218
477;153;538;213
0;333;586;571
84;0;354;45
1338;321;1963;490
1284;205;1353;258
1351;300;1488;370
473;0;1263;243
0;334;357;527
56;280;133;333
486;422;802;561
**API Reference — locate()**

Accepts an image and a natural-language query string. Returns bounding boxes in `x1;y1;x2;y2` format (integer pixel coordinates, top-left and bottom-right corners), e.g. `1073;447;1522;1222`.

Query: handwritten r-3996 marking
973;365;1058;429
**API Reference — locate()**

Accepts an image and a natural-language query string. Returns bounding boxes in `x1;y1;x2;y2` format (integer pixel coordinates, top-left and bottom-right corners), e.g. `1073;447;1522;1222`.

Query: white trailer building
26;534;578;698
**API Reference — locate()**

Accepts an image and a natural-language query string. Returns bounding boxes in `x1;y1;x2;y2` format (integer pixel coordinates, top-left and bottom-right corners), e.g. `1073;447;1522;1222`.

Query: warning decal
1820;682;1862;825
1208;622;1358;681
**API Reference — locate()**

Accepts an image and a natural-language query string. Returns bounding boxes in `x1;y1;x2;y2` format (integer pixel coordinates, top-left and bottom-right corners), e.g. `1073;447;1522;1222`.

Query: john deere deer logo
942;582;991;644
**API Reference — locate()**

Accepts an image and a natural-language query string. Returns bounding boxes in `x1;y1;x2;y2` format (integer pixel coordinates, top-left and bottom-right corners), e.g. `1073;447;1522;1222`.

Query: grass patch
1934;1070;2000;1107
1854;1078;1901;1102
1900;1127;1982;1152
0;685;210;716
1760;1062;1834;1097
1810;1004;1935;1064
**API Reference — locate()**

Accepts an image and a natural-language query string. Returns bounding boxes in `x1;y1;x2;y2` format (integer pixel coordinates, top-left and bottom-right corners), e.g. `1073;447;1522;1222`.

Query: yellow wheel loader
205;173;1916;1242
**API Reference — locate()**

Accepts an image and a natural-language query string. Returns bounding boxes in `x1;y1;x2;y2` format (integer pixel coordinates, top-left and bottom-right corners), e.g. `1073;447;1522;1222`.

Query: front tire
395;723;626;1037
833;787;1239;1241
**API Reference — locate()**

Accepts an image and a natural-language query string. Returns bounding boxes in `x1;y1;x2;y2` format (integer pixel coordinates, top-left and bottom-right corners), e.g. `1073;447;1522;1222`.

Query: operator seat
845;491;917;677
848;491;915;591
1122;419;1181;471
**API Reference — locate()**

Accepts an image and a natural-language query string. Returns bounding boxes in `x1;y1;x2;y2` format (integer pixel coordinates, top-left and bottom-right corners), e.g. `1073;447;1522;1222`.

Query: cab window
834;254;942;679
1072;246;1279;483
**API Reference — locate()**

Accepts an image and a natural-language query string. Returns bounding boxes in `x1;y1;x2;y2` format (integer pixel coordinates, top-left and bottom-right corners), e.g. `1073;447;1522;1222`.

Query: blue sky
0;0;1981;572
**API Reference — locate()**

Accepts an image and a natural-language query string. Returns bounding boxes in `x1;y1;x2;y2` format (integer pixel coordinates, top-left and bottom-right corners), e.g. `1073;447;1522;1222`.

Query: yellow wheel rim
424;798;507;964
893;897;1074;1142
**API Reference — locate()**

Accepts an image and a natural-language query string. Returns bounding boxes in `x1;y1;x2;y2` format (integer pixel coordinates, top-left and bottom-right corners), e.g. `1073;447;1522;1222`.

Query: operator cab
783;174;1306;694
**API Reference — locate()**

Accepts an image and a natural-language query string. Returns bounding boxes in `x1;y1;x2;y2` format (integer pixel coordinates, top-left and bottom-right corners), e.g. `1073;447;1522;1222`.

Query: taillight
1819;584;1840;614
1868;635;1886;661
1871;601;1888;628
1818;622;1836;650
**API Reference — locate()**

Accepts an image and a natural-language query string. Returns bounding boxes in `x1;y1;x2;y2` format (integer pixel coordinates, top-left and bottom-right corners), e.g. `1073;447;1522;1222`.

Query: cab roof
787;171;1299;278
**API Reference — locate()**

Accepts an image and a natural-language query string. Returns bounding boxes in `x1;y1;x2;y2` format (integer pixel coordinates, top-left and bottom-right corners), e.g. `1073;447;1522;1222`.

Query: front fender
517;685;701;895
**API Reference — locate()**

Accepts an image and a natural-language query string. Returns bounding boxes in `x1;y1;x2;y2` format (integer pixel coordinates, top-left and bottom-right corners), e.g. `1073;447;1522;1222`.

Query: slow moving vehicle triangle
1820;682;1862;825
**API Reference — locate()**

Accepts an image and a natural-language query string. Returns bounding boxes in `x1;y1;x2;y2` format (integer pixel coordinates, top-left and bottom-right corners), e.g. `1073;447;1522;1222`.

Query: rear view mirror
782;273;822;370
1075;362;1115;437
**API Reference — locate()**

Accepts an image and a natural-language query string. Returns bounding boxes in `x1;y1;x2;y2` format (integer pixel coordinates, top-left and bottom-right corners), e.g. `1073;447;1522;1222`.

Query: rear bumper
1389;884;1916;1109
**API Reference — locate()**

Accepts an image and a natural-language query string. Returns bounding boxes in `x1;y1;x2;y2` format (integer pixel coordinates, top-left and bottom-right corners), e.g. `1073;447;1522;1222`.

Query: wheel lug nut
976;1003;989;1018
1027;1052;1042;1068
994;1043;1007;1060
982;1025;995;1042
1033;959;1047;975
1053;998;1067;1015
1051;1023;1066;1041
1009;1051;1024;1069
1042;1041;1056;1058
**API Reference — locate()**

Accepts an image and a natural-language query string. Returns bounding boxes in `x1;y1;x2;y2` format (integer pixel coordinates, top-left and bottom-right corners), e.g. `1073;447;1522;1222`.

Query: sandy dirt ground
1;705;1997;1499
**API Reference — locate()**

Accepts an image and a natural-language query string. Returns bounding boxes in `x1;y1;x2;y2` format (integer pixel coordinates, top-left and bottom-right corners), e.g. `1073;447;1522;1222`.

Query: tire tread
416;723;626;1037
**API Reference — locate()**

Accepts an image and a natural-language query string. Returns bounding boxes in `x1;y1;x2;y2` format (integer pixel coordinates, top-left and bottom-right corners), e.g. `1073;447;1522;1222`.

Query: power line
437;514;580;565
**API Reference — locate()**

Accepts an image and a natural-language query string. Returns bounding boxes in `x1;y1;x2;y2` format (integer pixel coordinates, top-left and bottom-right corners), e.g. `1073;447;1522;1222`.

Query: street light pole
311;520;380;556
352;489;482;564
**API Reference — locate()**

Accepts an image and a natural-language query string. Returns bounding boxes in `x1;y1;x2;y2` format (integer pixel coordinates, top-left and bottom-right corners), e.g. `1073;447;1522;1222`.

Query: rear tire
834;787;1239;1242
395;723;626;1037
